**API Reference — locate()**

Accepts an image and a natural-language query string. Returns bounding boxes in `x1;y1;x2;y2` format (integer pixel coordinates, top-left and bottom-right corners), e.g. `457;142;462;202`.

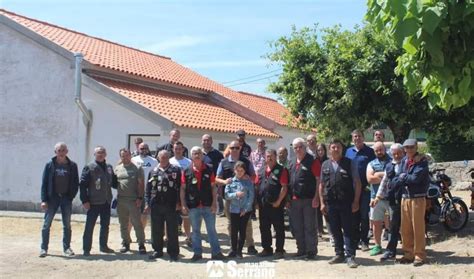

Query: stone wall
432;161;474;190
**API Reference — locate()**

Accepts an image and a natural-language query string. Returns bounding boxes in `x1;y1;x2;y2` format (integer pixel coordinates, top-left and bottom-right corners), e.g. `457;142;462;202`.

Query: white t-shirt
132;155;158;181
170;157;192;171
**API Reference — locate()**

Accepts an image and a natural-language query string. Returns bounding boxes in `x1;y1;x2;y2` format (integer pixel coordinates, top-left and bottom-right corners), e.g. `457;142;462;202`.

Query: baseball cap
403;139;417;147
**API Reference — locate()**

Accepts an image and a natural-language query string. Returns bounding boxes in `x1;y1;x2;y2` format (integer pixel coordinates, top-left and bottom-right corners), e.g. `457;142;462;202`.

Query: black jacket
41;156;79;202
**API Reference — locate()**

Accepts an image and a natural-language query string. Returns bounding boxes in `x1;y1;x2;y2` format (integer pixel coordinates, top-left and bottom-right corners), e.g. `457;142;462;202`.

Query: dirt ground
1;191;473;279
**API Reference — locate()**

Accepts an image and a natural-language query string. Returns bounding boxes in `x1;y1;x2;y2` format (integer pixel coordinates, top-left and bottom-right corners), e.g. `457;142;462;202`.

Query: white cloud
141;35;209;53
184;59;267;69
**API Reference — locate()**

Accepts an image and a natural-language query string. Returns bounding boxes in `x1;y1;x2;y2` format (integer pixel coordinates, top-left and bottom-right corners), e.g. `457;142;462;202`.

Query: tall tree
267;24;431;143
366;0;474;110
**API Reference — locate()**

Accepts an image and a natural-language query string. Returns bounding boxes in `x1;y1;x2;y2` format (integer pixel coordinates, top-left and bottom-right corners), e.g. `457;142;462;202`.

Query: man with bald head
80;146;115;256
366;141;391;256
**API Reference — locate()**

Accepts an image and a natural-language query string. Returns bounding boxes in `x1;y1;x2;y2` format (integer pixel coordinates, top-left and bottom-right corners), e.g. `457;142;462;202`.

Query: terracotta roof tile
94;78;279;138
0;9;298;127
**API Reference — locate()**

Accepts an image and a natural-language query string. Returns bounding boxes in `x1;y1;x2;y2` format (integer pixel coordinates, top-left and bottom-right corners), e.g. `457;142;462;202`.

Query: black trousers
151;204;179;257
258;203;285;253
230;212;251;252
327;201;355;257
386;204;401;254
83;203;110;252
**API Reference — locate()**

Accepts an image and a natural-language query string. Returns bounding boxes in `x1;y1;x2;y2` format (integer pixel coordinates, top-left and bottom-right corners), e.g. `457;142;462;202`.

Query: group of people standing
39;128;430;268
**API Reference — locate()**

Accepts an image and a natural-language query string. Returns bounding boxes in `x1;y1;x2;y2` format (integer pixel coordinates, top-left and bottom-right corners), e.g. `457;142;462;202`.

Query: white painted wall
0;24;82;204
81;85;165;165
274;126;308;159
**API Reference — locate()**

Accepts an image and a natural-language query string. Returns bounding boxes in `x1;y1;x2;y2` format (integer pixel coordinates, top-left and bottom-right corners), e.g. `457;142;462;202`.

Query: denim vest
368;156;391;199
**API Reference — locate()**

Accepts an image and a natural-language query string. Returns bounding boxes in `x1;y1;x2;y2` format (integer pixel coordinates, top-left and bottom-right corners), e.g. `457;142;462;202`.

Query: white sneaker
63;248;75;257
39;249;47;258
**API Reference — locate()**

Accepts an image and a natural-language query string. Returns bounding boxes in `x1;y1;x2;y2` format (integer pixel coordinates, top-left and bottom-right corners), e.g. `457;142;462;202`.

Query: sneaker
396;257;414;264
274;251;284;259
83;251;91;257
227;250;237;258
247;246;258;255
328;255;345;264
63;248;75;257
413;259;425;267
39;249;47;258
120;244;130;253
380;251;395;262
138;244;147;255
257;249;273;257
211;252;225;261
149;251;163;259
100;246;115;253
191;254;202;262
346;256;359;268
369;245;382;256
360;243;370;252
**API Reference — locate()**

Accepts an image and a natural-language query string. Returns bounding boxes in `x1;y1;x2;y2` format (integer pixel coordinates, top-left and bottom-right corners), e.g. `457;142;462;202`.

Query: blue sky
1;0;367;99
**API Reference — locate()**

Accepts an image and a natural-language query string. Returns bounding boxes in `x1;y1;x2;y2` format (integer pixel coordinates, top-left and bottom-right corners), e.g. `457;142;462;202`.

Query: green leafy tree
267;24;431;143
366;0;474;110
425;99;474;160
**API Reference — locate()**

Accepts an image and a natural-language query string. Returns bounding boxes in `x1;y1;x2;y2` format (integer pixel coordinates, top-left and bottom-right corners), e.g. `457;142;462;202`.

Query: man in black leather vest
79;146;115;256
320;139;361;268
146;150;181;261
181;146;225;262
256;149;288;259
288;138;321;259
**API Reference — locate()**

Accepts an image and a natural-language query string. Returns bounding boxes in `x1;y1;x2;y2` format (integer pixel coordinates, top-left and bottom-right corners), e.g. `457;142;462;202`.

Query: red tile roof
94;78;279;138
0;9;298;129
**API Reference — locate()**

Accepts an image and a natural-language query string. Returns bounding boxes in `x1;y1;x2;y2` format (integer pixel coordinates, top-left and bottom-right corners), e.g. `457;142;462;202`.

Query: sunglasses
230;147;240;150
139;148;148;150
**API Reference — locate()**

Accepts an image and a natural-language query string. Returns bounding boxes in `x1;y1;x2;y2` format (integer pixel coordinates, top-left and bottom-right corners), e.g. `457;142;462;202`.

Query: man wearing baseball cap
391;139;429;266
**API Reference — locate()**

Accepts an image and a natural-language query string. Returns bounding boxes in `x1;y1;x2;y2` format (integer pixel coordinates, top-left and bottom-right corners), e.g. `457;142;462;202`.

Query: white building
0;9;308;211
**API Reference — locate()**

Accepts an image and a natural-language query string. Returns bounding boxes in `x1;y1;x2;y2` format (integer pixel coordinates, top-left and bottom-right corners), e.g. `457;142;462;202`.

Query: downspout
73;53;92;163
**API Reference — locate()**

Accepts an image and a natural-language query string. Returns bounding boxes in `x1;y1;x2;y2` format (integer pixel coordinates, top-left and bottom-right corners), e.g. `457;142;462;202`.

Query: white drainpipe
73;53;92;162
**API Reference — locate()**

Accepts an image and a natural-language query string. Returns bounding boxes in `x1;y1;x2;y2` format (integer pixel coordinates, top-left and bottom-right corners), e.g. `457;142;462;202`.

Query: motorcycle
425;168;469;232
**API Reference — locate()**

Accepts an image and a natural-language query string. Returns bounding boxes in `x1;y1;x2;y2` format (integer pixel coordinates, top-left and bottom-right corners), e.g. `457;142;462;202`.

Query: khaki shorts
370;199;390;221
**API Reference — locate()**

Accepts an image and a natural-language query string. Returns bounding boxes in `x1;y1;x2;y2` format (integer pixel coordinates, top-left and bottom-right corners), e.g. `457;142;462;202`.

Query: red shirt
292;159;321;200
255;165;289;185
181;163;216;207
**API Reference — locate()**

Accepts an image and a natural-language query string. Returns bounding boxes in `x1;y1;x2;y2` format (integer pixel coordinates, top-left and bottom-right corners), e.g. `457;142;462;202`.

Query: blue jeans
41;195;72;251
189;207;221;255
82;203;111;252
